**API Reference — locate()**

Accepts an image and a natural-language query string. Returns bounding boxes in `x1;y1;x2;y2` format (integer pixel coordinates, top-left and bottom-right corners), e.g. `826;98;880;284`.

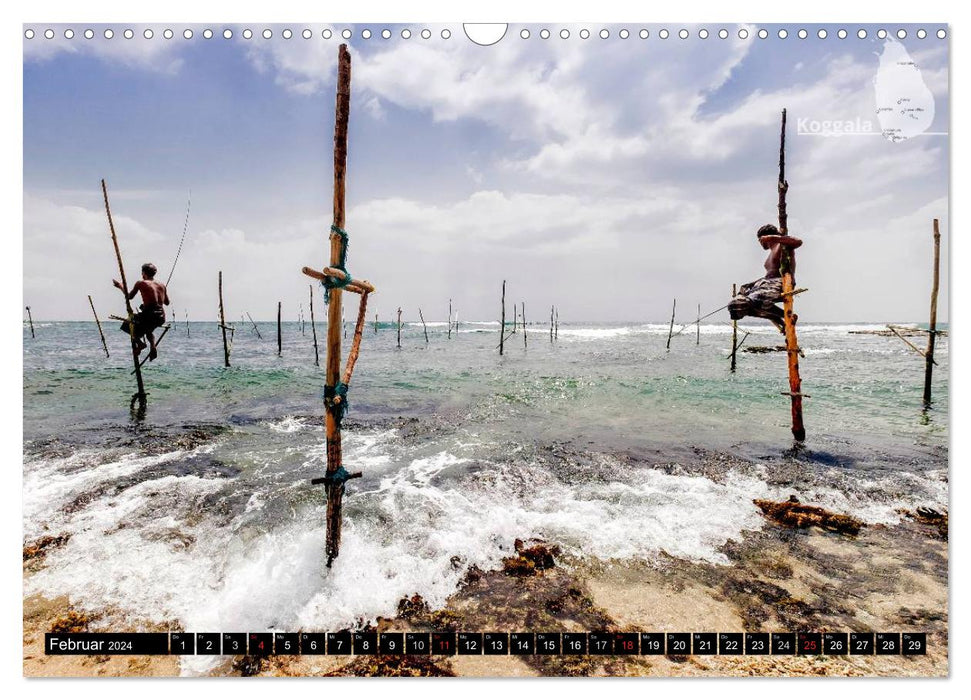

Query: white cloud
23;25;185;74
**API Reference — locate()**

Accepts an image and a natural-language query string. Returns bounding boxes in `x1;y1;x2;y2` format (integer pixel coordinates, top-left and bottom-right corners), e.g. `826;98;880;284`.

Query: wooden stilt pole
923;218;941;406
666;298;676;351
554;307;558;340
730;284;738;373
309;284;319;367
300;304;305;336
185;310;189;337
25;306;35;338
277;301;283;356
343;306;347;339
88;295;110;358
512;303;518;333
374;313;379;334
550;305;554;343
246;312;263;339
102;179;146;404
419;308;429;344
499;281;506;356
696;303;701;345
777;108;806;442
396;307;402;348
322;44;353;567
218;271;230;367
448;299;452;340
522;301;527;349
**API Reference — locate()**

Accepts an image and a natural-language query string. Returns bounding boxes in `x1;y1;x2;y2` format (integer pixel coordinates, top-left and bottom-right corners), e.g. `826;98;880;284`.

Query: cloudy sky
23;23;949;323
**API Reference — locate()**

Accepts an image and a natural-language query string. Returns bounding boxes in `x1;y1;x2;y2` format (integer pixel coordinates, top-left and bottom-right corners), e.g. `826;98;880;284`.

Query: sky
22;22;949;323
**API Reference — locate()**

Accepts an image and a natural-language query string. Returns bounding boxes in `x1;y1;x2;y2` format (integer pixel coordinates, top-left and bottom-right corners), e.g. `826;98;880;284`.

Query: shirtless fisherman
113;263;170;360
728;224;802;333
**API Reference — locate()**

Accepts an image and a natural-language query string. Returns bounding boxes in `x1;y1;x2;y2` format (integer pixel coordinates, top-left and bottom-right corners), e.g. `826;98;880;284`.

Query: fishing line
165;190;191;288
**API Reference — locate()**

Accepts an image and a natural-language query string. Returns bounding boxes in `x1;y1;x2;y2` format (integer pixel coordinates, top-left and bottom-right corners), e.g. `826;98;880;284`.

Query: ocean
22;318;948;671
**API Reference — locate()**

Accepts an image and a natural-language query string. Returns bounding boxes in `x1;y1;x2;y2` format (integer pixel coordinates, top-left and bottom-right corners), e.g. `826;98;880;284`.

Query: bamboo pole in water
374;313;378;334
309;284;320;367
102;179;146;403
696;303;701;345
396;307;402;348
512;303;517;333
777;108;806;442
499;281;506;356
277;302;283;356
666;298;676;351
419;308;429;344
246;312;263;339
522;301;527;349
923;218;941;406
554;307;558;340
25;306;35;338
448;299;452;340
550;305;554;343
218;272;230;367
730;284;738;373
88;295;109;358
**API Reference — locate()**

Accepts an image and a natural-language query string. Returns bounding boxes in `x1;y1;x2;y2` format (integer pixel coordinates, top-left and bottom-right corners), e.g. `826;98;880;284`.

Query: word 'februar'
797;117;874;135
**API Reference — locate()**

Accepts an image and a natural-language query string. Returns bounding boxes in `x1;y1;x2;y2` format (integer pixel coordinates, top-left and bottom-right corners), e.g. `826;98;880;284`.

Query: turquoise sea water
22;318;948;671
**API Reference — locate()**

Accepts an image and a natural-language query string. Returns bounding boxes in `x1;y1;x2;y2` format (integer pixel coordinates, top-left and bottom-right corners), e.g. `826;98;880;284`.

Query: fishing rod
165;190;191;288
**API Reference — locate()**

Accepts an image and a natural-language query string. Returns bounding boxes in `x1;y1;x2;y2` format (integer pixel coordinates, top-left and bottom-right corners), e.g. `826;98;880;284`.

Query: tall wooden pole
696;303;701;345
88;295;109;358
185;310;189;337
499;281;506;355
730;284;738;373
102;179;146;403
550;305;554;343
666;298;676;351
419;308;429;344
522;301;527;349
448;299;452;340
923;218;941;406
396;307;402;348
300;304;305;336
25;306;35;338
277;301;283;356
246;312;263;339
309;284;319;367
554;307;558;340
322;44;353;567
512;303;518;333
374;313;378;334
778;109;806;442
218;271;230;367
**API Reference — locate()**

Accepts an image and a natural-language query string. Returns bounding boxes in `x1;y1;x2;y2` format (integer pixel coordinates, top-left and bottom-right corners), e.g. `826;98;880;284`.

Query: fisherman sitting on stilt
113;263;170;360
729;224;802;333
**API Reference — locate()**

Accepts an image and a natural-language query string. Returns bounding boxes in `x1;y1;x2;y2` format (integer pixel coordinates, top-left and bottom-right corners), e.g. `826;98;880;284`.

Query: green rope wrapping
324;381;350;429
322;465;353;487
322;224;352;304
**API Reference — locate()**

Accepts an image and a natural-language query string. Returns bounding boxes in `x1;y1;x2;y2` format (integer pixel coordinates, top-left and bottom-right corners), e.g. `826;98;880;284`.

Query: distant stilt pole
300;303;305;336
419;308;429;344
25;306;35;338
397;307;402;349
923;218;941;407
185;310;189;337
219;271;230;367
88;295;109;358
102;178;146;404
730;284;738;373
522;301;527;349
343;306;347;339
512;303;518;333
277;301;283;356
448;299;452;340
374;313;379;334
309;284;319;367
550;305;554;343
246;312;263;339
696;303;701;345
499;281;506;356
554;307;558;340
666;298;676;351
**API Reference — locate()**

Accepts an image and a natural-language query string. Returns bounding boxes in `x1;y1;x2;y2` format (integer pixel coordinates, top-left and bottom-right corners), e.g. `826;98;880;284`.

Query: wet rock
232;655;266;677
23;534;70;561
49;609;91;634
901;507;948;540
754;495;864;535
502;539;561;576
327;654;454;677
396;594;431;621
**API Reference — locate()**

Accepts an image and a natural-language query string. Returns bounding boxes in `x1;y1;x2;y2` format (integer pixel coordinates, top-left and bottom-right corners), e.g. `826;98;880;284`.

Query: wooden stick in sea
343;306;347;339
218;271;231;367
777;108;806;442
448;299;452;340
554;306;558;340
185;310;189;337
397;307;402;348
374;313;378;334
277;301;283;356
696;303;701;345
246;312;263;339
102;179;147;404
499;280;506;356
309;284;319;367
923;218;941;406
88;295;110;358
300;303;305;336
419;308;429;344
666;298;676;351
132;324;171;372
550;305;554;343
730;284;738;373
25;306;35;338
512;303;517;333
522;301;527;349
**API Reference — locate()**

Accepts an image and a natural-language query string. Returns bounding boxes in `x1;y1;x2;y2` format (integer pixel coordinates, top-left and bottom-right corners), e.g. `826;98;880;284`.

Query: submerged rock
754;495;864;535
23;534;70;561
502;538;561;577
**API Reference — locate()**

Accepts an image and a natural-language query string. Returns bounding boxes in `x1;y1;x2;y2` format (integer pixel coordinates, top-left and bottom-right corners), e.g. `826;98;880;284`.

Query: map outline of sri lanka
873;37;936;142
